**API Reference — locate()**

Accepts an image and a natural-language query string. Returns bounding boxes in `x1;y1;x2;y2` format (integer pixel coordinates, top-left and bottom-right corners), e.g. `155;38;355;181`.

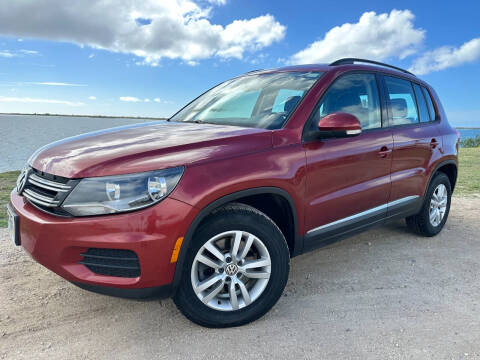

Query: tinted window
384;76;419;125
413;83;431;123
310;73;381;131
422;86;436;121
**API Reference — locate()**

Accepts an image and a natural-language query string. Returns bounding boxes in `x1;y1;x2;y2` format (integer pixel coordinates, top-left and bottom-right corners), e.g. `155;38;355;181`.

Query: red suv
8;58;459;327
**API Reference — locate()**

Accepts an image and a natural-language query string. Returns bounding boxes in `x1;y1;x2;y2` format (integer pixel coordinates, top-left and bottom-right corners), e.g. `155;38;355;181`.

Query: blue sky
0;0;479;127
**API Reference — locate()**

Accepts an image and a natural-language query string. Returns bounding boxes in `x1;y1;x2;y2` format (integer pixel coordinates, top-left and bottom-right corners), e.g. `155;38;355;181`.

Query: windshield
170;71;323;129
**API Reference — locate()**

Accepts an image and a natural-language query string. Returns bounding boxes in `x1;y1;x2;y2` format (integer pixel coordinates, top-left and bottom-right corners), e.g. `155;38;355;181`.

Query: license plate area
7;204;20;246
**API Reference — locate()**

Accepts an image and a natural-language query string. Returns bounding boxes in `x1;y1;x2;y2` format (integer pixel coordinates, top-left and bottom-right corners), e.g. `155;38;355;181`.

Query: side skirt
302;196;423;253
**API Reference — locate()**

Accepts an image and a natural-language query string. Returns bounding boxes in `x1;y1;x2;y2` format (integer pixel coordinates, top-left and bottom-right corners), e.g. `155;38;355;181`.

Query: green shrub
460;135;480;148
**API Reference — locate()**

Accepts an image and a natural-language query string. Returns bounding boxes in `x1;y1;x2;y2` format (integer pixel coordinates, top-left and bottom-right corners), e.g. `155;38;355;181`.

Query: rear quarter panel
421;85;459;192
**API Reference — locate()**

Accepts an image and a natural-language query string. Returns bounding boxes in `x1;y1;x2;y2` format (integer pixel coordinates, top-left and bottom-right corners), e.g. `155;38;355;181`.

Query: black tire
406;172;452;237
173;203;290;328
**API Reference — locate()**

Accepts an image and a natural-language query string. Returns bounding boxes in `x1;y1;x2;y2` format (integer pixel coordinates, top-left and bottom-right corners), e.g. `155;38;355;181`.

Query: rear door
302;72;393;249
382;75;441;215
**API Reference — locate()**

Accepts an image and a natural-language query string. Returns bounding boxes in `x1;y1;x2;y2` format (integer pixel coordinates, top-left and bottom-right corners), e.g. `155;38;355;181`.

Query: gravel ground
1;197;479;359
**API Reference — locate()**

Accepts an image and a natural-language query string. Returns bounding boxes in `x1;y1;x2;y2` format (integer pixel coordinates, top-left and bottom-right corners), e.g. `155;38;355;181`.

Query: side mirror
317;112;362;138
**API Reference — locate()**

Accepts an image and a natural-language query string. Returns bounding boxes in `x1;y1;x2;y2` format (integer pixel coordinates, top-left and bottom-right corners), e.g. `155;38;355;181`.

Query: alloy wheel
191;230;271;311
429;183;448;227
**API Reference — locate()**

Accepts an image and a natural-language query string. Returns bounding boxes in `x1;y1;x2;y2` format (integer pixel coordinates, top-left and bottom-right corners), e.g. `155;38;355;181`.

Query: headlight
62;167;184;216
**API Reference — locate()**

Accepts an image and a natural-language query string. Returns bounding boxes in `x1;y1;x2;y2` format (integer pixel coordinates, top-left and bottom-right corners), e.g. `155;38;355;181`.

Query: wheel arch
171;187;301;292
425;159;458;196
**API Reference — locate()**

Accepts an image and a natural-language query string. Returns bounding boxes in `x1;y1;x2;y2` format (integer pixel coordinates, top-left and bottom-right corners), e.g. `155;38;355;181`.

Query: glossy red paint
29;121;271;178
303;127;394;231
317;112;361;132
10;62;458;294
10;190;198;288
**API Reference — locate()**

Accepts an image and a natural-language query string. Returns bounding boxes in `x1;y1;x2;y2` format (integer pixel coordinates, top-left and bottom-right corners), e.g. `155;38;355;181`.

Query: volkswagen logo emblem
225;263;238;276
16;166;30;195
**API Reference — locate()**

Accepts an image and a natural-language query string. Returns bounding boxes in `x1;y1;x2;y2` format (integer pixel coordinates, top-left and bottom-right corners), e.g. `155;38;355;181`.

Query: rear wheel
406;172;451;236
173;203;290;327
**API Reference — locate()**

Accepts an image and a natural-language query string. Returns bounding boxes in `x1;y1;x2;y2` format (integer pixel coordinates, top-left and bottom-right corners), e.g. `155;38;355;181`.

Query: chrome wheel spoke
237;279;251;306
239;233;255;260
231;231;242;259
196;254;221;270
201;279;225;304
243;270;270;279
229;281;239;310
203;242;225;263
194;274;223;294
241;258;271;270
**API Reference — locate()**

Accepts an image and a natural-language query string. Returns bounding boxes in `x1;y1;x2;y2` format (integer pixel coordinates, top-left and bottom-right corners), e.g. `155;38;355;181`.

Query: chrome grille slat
23;189;59;207
29;173;71;190
28;177;70;192
20;167;76;216
24;188;59;204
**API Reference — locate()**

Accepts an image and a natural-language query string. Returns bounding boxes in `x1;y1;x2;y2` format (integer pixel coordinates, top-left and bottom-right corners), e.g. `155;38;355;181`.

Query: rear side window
384;76;419;125
310;73;382;131
422;87;437;121
413;83;431;123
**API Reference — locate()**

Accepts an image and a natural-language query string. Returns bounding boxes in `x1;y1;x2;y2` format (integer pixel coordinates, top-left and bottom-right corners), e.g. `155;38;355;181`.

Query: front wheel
173;203;290;327
406;172;452;236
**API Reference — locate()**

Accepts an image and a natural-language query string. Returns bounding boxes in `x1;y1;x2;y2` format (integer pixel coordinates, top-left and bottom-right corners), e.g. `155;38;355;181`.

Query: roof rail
329;58;415;76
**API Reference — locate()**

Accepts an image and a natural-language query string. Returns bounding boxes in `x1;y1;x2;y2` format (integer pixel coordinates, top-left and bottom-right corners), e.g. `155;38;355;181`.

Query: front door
302;72;393;249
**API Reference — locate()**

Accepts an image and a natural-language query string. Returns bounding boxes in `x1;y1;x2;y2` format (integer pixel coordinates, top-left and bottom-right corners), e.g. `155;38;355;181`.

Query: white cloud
0;49;39;58
88;96;96;100
28;82;86;87
409;38;480;75
144;98;150;102
88;53;95;59
0;96;84;106
289;9;424;65
206;0;227;5
153;98;173;104
120;96;141;102
0;0;285;65
0;50;15;58
19;49;39;55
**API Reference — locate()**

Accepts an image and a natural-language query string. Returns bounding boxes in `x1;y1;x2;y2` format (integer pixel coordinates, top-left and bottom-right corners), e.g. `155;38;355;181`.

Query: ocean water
0;114;154;172
0;114;479;172
457;128;480;141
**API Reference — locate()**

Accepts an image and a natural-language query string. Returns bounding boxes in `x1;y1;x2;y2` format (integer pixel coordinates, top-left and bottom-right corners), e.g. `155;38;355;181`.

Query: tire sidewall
174;207;290;327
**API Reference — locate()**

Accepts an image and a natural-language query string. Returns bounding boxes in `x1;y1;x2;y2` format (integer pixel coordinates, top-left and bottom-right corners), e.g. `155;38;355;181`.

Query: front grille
79;248;141;278
21;168;78;216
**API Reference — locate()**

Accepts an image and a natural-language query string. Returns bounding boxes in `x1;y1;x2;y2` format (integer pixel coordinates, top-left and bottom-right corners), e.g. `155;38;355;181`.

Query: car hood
29;120;272;178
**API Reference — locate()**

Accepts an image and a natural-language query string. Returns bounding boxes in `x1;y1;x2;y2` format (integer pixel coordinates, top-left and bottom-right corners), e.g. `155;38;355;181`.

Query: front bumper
9;190;197;291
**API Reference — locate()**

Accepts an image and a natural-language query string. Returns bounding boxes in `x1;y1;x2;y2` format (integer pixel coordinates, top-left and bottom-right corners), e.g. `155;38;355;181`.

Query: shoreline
0;112;167;120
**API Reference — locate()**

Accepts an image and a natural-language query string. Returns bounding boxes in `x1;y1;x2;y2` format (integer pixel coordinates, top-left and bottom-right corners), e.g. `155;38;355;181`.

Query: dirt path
1;197;480;359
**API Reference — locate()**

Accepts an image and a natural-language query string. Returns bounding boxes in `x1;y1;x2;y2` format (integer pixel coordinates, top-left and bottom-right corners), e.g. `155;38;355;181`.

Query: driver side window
311;73;381;132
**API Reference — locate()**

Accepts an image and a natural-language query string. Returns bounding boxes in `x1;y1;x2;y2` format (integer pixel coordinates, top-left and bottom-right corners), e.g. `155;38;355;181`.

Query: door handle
378;146;391;158
430;138;439;149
